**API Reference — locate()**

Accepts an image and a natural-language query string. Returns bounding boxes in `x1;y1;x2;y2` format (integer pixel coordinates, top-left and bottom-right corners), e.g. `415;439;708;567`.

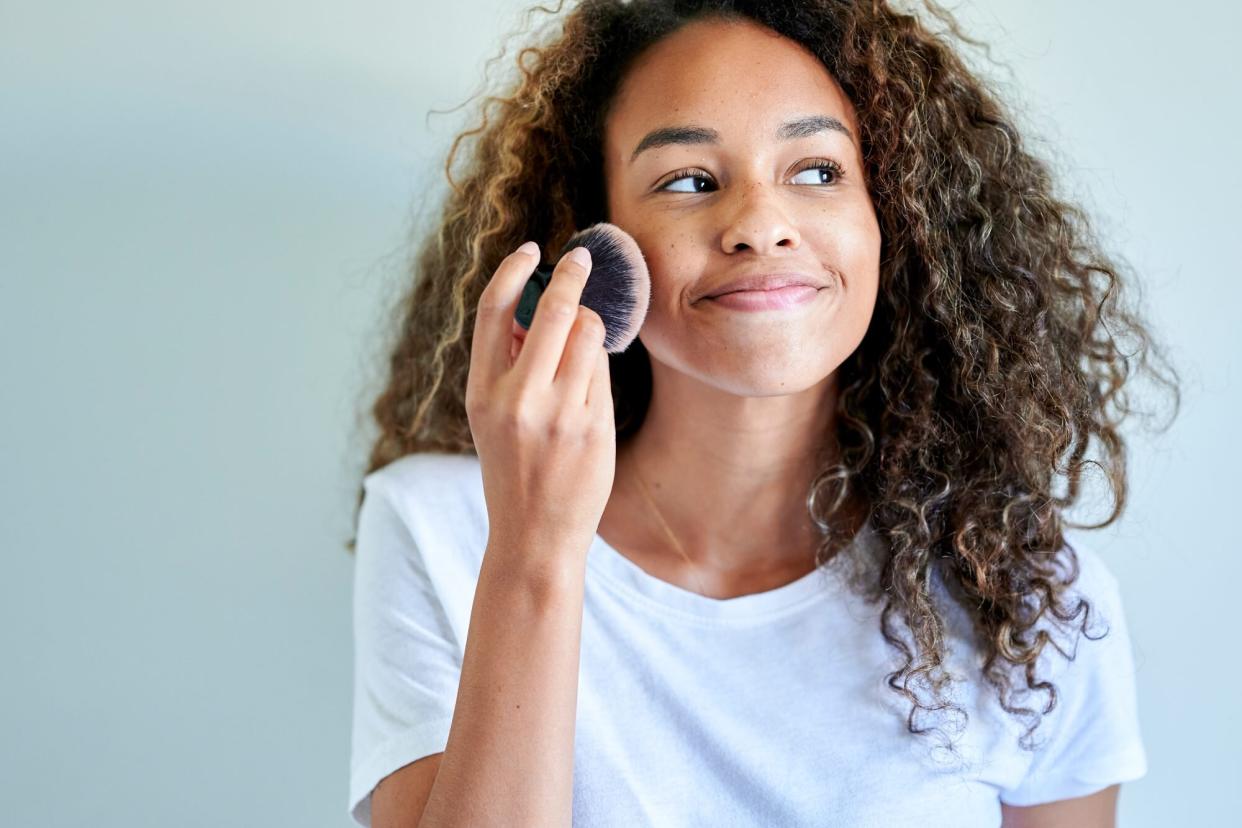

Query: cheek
636;242;702;312
817;210;882;295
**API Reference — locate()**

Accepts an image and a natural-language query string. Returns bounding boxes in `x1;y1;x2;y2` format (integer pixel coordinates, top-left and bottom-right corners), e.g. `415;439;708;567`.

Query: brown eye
658;168;715;193
791;159;845;185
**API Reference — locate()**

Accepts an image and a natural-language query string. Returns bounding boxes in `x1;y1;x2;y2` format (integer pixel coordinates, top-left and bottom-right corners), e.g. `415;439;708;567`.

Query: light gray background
2;1;1235;825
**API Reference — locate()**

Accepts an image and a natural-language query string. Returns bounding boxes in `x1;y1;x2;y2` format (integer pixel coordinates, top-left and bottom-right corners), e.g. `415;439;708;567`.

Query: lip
700;272;825;300
707;285;823;311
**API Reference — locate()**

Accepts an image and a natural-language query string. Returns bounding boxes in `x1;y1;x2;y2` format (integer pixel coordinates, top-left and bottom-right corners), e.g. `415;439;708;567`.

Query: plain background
2;1;1236;825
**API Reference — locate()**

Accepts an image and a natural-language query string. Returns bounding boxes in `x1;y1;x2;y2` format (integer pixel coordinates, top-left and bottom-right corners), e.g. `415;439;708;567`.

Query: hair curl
345;0;1181;758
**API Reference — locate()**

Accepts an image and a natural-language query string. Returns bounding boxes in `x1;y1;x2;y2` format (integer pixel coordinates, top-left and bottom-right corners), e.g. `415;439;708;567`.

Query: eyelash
656;158;846;192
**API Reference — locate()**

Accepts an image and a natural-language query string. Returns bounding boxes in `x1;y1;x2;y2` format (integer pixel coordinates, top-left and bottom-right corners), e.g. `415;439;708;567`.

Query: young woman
347;2;1180;825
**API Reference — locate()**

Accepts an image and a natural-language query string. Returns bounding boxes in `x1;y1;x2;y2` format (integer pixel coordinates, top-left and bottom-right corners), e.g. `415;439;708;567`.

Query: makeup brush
513;222;650;354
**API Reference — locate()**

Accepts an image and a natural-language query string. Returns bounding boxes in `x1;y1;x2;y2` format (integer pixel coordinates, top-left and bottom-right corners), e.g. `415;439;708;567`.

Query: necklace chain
630;464;713;598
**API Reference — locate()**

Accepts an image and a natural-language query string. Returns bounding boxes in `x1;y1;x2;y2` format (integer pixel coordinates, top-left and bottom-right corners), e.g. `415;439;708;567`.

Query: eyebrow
628;115;855;164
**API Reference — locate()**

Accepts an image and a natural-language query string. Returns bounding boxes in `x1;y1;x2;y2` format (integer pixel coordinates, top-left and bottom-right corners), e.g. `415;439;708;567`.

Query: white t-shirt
348;452;1147;826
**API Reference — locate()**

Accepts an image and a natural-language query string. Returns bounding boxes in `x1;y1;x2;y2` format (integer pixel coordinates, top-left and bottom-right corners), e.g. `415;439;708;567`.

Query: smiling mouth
705;285;824;311
710;284;814;297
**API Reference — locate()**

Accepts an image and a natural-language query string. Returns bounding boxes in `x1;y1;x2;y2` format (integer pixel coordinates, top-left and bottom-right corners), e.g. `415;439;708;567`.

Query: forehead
603;18;859;153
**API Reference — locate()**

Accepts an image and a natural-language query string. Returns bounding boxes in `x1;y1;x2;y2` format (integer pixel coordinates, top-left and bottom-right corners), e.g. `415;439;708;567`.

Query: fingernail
566;246;591;267
517;240;539;257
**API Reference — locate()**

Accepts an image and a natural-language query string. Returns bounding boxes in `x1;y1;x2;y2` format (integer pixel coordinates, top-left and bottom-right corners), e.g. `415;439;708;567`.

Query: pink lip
702;272;824;299
708;285;822;311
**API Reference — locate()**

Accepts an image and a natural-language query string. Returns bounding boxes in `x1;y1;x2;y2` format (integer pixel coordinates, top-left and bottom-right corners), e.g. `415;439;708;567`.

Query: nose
719;182;802;254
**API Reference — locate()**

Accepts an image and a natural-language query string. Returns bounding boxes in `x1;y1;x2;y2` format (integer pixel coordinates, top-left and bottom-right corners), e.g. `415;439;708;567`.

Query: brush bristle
559;222;650;354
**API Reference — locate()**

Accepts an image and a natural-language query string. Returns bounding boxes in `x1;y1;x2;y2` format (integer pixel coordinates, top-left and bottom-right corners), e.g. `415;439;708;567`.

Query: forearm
418;538;587;828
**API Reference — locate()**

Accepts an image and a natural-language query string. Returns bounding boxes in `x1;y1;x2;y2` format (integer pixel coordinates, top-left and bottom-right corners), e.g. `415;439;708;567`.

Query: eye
658;167;714;194
655;158;846;193
790;158;845;186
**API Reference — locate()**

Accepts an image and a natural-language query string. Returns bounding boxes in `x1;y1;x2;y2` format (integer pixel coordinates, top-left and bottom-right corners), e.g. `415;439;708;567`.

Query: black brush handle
514;265;556;331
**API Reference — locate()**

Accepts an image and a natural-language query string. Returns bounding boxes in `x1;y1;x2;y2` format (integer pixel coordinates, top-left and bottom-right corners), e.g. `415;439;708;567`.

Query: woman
347;1;1180;825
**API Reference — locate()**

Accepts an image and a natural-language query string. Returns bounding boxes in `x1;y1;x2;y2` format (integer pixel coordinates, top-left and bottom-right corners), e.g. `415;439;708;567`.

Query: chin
692;359;836;397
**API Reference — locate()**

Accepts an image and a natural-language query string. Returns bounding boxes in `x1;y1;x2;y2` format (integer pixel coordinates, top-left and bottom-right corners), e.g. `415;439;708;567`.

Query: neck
609;364;840;576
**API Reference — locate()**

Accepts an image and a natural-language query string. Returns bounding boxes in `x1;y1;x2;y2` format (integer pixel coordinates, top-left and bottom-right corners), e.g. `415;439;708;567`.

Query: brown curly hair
345;0;1181;757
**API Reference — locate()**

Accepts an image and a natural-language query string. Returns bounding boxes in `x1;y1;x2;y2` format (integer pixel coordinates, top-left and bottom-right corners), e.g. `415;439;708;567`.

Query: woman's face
602;18;881;397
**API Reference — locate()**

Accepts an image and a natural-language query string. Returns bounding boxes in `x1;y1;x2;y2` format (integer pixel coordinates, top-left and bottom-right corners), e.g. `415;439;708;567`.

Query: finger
556;306;605;405
586;343;612;411
509;318;527;367
513;246;592;388
471;242;541;385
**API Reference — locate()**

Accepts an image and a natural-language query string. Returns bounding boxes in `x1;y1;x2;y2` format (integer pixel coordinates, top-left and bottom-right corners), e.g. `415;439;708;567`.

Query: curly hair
345;0;1181;758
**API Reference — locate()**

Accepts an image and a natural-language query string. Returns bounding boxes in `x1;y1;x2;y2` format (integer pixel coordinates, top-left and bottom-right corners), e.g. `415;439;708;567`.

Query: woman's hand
465;242;616;566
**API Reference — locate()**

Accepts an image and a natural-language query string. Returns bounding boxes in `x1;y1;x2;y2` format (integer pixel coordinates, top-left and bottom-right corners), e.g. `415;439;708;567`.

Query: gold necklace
630;463;713;598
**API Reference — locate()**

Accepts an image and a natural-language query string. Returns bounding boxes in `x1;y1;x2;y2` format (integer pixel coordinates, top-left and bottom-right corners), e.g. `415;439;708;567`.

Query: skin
594;17;1122;825
595;17;879;595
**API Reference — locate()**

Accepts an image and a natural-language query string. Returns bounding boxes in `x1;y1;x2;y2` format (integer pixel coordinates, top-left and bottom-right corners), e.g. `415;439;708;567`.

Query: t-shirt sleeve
997;544;1148;806
348;474;463;827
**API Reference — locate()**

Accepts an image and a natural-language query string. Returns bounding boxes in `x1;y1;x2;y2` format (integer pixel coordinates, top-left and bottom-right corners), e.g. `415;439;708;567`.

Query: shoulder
364;450;484;501
363;451;488;534
357;449;486;573
1016;532;1144;760
356;451;490;647
1041;533;1129;661
930;531;1127;659
995;534;1149;802
929;530;1139;733
1053;532;1122;599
